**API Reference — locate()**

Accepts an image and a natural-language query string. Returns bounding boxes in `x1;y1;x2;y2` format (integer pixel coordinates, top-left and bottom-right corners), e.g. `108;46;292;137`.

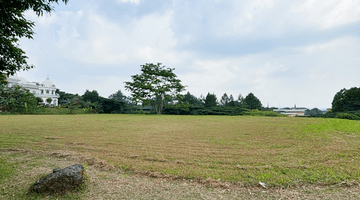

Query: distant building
6;76;60;106
273;105;307;116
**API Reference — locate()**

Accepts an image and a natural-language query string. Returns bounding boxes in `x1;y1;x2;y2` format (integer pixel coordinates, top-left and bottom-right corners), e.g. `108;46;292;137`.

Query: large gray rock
30;164;84;193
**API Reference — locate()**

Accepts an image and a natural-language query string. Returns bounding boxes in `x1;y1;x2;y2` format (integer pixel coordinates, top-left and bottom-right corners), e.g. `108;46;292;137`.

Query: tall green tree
244;92;262;110
182;91;202;106
228;94;236;107
55;89;80;105
82;90;100;103
220;93;230;106
0;0;69;84
124;63;185;114
332;87;360;112
204;93;217;108
109;90;127;102
237;93;245;107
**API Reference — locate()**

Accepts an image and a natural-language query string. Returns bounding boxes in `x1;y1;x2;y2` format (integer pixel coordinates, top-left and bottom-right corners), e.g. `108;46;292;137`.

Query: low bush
243;109;285;117
335;113;360;120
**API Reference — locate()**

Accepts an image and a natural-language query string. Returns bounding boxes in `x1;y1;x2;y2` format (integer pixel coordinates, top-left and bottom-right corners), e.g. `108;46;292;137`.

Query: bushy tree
220;93;230;106
100;98;126;113
0;0;69;84
182;92;202;106
55;89;81;105
305;108;323;116
109;90;127;102
125;63;185;114
36;97;43;104
227;94;236;107
332;87;360;112
237;93;245;107
204;93;217;108
46;97;52;104
82;90;100;103
0;85;37;113
244;93;262;110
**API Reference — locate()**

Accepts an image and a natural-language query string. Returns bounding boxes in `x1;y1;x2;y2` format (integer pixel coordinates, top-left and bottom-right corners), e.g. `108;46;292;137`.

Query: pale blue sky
18;0;360;108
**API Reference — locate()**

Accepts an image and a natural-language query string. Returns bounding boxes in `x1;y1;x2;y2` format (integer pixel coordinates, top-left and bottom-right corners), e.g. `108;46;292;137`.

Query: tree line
0;63;267;115
1;62;359;119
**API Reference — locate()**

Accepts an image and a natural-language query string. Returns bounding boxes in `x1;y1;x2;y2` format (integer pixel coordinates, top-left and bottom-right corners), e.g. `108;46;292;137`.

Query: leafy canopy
0;0;69;83
244;92;262;110
125;63;185;114
204;93;217;108
332;87;360;112
0;85;38;113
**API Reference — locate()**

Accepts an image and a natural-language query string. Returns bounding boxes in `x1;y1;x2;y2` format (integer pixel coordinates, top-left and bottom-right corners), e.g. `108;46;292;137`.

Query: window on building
41;90;44;94
46;90;49;94
52;91;54;95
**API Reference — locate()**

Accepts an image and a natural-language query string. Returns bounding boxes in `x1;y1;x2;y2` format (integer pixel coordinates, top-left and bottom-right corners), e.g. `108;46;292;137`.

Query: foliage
0;85;38;113
332;87;360;112
56;89;81;105
227;94;236;107
46;97;52;104
181;92;203;106
335;113;360;120
100;98;127;114
109;90;127;102
237;93;245;105
163;105;248;116
35;97;43;104
244;92;262;110
304;108;323;116
243;109;285;117
108;90;135;109
0;0;69;84
204;93;217;108
162;103;193;115
82;90;100;103
125;63;185;114
220;93;229;106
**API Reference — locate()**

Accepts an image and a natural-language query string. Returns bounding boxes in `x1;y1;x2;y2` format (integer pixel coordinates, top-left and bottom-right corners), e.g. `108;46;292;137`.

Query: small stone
53;167;61;173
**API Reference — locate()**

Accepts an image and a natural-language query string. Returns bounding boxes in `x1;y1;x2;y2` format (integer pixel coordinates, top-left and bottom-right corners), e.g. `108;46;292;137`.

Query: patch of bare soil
1;148;360;199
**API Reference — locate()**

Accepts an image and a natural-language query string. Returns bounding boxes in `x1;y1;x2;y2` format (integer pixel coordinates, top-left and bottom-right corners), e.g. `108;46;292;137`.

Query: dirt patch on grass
1;148;360;199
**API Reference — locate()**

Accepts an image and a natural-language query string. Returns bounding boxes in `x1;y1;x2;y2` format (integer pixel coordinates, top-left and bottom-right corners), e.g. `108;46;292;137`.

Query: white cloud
178;35;360;108
18;1;360;109
171;0;360;42
294;0;360;29
25;8;177;66
60;75;127;97
118;0;140;5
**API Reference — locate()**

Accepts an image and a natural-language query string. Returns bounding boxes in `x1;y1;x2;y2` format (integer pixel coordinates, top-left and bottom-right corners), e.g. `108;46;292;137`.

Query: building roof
41;77;56;88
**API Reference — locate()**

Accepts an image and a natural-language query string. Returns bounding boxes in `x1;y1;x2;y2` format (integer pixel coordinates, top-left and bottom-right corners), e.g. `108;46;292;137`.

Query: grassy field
1;114;360;187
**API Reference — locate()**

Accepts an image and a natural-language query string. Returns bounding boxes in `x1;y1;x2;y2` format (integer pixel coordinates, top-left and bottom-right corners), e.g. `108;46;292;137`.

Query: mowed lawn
1;114;360;186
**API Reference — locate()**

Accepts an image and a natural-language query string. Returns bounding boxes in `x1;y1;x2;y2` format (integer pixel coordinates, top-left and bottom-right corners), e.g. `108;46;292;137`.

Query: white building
273;106;307;117
6;76;60;106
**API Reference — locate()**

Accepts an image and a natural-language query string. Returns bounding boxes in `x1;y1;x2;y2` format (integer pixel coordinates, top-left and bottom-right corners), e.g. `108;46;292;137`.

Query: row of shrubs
301;110;360;121
162;105;284;117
